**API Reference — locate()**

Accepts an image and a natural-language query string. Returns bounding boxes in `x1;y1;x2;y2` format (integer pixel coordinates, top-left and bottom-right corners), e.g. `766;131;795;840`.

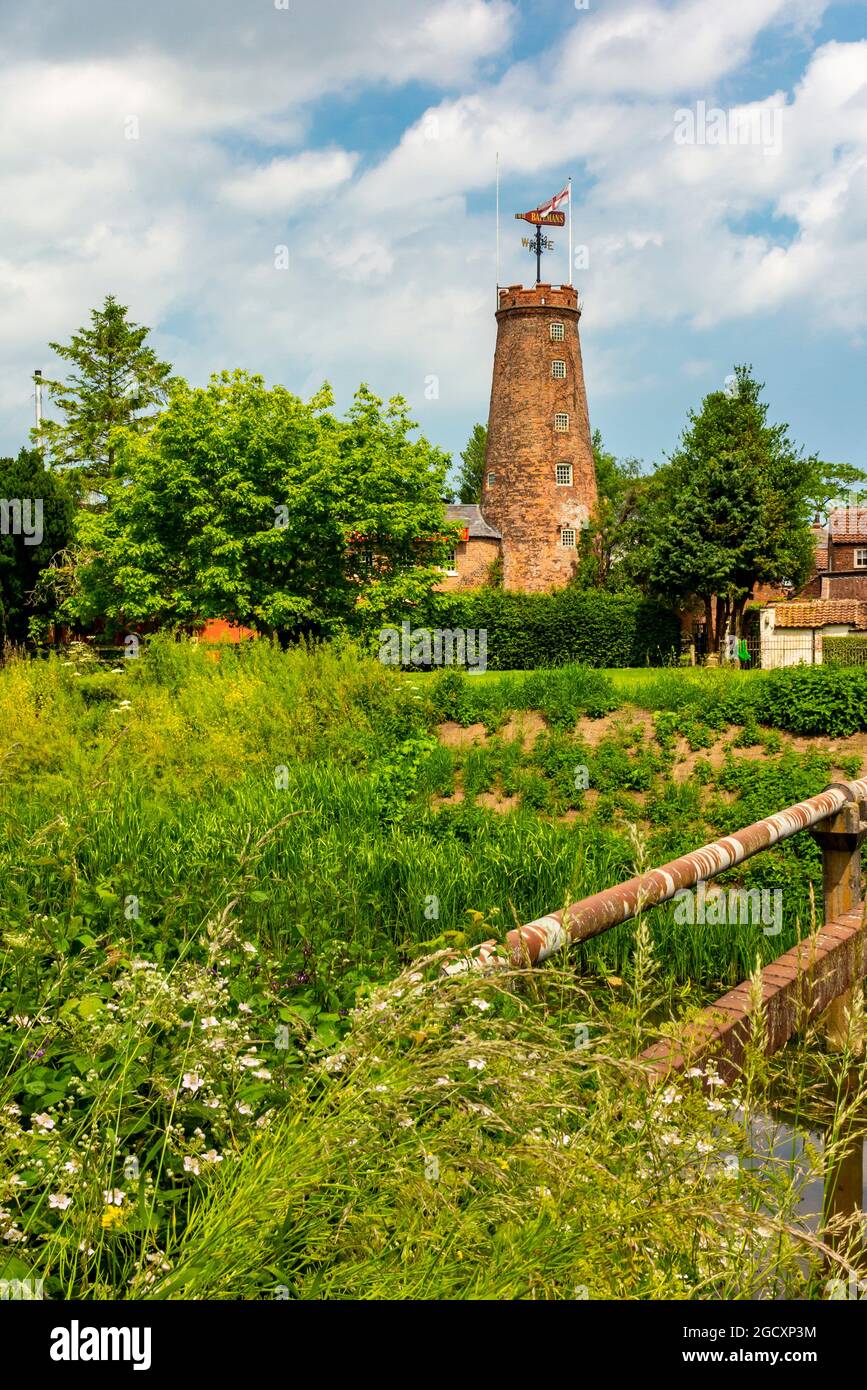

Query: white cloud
0;0;865;465
220;151;358;215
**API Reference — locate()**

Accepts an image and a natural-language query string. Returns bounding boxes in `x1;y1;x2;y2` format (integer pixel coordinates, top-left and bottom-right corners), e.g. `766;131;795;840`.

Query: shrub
424;588;678;670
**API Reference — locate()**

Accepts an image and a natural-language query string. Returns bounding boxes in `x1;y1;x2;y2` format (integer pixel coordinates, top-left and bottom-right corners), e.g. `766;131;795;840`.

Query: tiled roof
772;600;867;630
828;507;867;543
445;503;501;541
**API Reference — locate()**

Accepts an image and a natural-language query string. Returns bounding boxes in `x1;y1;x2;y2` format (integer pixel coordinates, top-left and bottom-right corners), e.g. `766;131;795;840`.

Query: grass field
1;639;865;1299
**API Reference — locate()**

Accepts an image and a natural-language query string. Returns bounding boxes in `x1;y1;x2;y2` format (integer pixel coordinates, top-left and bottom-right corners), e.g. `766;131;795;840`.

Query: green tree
454;423;487;504
574;431;646;589
39;295;174;483
637;366;817;644
0;449;75;644
64;373;455;639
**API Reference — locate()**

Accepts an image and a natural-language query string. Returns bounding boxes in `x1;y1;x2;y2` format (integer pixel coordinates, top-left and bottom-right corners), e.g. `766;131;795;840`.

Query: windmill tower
480;189;597;591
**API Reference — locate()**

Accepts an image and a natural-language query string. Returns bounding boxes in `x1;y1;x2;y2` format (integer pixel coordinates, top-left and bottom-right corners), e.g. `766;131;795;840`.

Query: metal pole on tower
568;177;573;286
34;369;43;443
495;151;500;309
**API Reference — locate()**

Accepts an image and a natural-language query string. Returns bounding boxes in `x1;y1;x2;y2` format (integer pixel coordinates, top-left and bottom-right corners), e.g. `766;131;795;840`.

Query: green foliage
574;430;646;591
453;422;487;504
146;963;833;1302
427;588;679;669
640;664;867;739
823;636;867;668
0;449;75;644
66;375;455;638
40;295;174;482
1;644;863;1298
426;664;620;728
637;366;818;633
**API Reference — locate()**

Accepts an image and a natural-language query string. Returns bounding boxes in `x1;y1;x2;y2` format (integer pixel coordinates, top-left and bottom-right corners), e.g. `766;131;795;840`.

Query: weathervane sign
515;209;565;227
513;185;570;282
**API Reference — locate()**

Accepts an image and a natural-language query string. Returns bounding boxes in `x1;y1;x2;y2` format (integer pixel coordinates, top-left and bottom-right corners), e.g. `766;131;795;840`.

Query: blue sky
1;0;866;480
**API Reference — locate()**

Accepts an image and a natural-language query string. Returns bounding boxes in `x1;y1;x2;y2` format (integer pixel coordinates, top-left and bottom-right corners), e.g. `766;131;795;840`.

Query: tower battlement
496;283;579;313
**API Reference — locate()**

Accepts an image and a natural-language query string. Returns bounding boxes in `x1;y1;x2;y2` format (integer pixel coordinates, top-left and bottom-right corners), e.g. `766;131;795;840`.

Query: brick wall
480;283;597;592
820;574;867;600
435;537;500;591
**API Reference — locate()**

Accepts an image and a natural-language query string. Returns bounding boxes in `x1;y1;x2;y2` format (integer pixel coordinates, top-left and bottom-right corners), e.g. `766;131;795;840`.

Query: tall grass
1;637;864;1299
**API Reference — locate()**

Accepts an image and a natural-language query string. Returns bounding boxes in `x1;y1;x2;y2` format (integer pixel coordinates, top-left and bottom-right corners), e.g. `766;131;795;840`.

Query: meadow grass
0;638;864;1299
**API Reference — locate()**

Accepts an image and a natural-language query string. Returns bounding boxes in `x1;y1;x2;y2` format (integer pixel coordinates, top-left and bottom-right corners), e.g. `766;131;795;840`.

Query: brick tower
480;282;597;591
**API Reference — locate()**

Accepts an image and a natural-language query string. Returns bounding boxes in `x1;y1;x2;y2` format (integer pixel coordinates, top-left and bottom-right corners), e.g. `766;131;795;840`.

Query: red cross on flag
535;185;570;218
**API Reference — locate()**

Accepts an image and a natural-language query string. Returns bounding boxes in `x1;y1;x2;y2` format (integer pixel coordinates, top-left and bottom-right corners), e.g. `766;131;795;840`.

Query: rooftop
771;599;867;630
445;503;501;541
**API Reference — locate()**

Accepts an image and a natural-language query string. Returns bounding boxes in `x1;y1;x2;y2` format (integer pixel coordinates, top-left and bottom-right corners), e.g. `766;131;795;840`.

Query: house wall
820;573;867;600
435;537;501;591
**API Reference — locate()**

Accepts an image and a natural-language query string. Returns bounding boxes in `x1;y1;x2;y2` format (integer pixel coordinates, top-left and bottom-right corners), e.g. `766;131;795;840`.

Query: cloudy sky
2;0;866;479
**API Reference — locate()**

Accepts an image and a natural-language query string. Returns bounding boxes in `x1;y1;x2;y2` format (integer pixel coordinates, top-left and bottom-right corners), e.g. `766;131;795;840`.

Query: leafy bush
823;636;867;668
423;588;678;669
426;665;620;729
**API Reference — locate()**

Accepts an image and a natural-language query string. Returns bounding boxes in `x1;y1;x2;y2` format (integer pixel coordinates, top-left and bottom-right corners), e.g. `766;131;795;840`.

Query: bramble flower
183;1156;201;1175
467;1058;486;1071
31;1113;55;1131
181;1072;203;1092
49;1194;72;1210
103;1189;126;1206
470;998;491;1012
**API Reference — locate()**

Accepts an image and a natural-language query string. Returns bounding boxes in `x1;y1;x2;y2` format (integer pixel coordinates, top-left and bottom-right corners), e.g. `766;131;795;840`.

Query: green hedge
424;589;678;670
822;636;867;669
641;664;867;739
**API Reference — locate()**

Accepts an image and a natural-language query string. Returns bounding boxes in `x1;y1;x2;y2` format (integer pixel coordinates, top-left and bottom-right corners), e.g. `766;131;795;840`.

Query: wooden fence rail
503;776;867;1080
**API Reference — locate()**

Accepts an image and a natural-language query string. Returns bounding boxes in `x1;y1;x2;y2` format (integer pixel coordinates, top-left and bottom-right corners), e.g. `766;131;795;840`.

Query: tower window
551;360;566;379
554;413;569;432
555;463;572;486
560;528;576;548
487;472;496;486
550;322;565;342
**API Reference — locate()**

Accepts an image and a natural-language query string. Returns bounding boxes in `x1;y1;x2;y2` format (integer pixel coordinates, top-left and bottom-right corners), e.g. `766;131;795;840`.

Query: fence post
810;796;866;1252
810;797;866;1051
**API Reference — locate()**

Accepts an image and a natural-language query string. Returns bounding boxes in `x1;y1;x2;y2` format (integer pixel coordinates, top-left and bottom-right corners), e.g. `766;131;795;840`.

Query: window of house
550;322;565;342
555;463;572;486
551;360;566;379
856;549;867;568
487;472;495;486
560;528;576;548
554;413;569;432
443;548;458;575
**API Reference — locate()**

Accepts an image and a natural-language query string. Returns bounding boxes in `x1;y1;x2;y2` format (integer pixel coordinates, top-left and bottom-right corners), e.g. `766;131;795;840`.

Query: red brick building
796;507;867;601
443;281;598;592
